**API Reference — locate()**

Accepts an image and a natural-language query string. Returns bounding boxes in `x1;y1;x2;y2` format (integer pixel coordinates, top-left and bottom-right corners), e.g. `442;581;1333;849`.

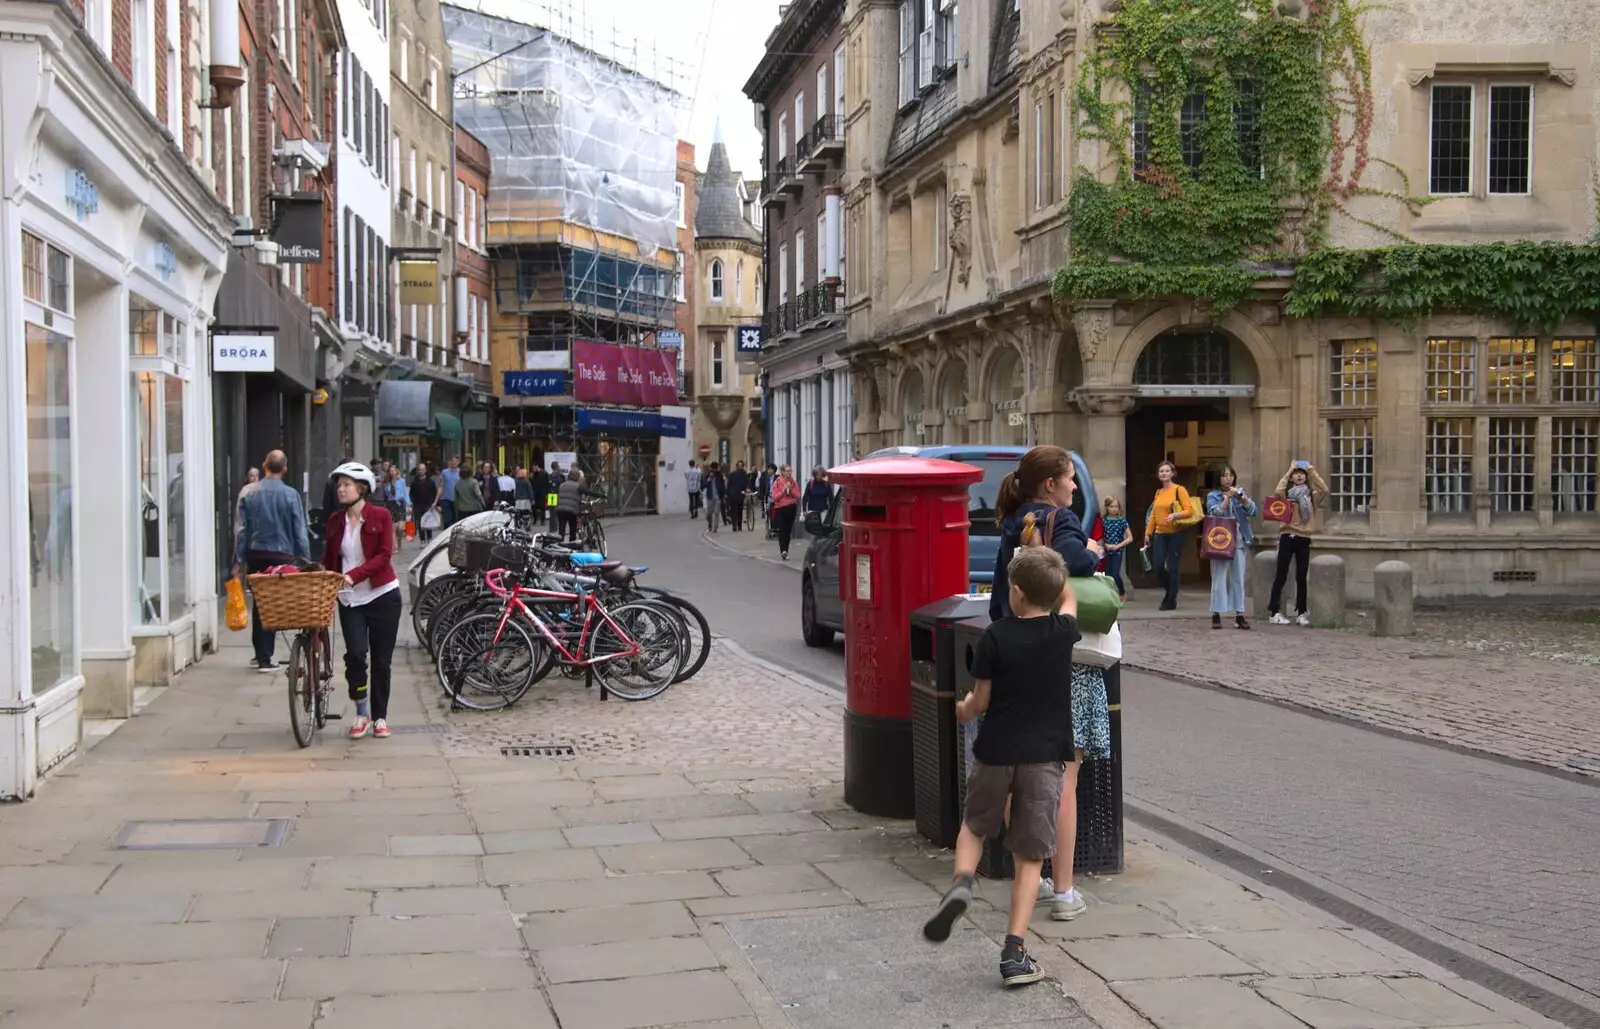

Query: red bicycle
433;568;684;708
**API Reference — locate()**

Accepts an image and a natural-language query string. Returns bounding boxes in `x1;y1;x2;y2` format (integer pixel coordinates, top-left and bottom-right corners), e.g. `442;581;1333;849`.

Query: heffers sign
270;193;325;264
572;339;678;407
213;334;275;373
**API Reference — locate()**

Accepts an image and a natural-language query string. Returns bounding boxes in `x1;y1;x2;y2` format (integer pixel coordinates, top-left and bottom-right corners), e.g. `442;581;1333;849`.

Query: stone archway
939;358;969;445
987;346;1026;446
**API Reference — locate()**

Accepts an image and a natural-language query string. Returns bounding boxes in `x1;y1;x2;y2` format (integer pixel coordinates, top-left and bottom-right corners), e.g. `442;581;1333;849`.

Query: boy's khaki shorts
963;760;1066;860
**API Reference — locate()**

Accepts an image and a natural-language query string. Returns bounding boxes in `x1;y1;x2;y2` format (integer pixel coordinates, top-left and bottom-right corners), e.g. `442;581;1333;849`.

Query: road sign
699;444;711;458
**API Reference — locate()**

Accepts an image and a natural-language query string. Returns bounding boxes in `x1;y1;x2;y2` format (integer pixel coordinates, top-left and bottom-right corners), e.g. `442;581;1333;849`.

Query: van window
964;456;1089;536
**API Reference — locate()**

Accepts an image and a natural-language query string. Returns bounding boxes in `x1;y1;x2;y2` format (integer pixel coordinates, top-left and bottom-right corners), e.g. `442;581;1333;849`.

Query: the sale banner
573;339;678;406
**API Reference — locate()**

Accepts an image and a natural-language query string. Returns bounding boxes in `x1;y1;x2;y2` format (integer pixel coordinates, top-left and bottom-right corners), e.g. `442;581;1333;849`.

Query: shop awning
433;412;465;440
376;380;433;429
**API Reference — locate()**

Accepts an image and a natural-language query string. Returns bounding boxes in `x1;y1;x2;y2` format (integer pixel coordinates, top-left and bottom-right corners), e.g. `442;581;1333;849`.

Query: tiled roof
695;142;762;243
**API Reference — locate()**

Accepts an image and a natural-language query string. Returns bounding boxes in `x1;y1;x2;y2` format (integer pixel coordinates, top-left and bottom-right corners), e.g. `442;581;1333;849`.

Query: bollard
1307;554;1346;628
1253;547;1284;620
1373;560;1415;637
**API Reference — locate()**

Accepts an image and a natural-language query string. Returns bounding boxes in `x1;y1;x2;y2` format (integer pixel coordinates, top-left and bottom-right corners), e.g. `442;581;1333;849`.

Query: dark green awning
432;412;464;440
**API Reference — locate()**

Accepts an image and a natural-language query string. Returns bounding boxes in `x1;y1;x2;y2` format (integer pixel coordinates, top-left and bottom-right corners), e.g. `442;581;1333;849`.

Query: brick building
454;124;494;462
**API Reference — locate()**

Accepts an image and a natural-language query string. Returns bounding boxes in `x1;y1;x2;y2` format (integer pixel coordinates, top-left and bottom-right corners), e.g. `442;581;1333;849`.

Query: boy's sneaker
1036;877;1055;903
1270;613;1291;625
1051;888;1087;921
1295;613;1311;626
1000;949;1046;987
922;879;972;943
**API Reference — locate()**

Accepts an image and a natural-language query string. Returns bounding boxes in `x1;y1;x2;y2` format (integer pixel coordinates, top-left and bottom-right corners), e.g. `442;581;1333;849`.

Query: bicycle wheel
313;628;333;729
586;520;607;557
287;634;315;747
413;573;477;654
435;613;542;710
427;593;488;669
638;590;710;683
588;601;684;701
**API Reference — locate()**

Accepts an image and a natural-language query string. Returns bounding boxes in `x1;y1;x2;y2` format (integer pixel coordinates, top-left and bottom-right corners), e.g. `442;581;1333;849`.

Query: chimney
206;0;245;109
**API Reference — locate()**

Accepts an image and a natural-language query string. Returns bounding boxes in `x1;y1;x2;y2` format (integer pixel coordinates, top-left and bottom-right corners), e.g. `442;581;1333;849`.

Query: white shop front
0;5;232;798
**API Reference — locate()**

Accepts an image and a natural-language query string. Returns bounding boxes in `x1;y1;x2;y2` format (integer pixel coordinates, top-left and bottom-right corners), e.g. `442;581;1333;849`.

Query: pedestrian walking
554;468;586;542
726;461;751;531
770;464;800;559
923;546;1079;988
410;463;439;541
684;460;702;519
529;463;551;525
1142;460;1194;611
321;462;401;741
757;463;776;516
382;465;410;552
1099;496;1131;600
454;470;485;518
496;468;516;506
549;461;566;488
803;466;831;524
1206;467;1256;630
988;445;1109;923
438;456;461;527
513;466;537;521
232;450;310;672
233;466;261;540
702;462;727;533
1267;461;1328;626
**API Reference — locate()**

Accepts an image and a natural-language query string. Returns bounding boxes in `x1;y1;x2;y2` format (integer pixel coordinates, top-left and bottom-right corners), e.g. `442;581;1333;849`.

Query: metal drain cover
111;819;290;850
501;745;576;758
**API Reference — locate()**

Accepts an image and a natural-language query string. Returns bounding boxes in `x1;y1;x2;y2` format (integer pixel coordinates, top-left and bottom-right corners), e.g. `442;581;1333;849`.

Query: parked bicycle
246;568;343;747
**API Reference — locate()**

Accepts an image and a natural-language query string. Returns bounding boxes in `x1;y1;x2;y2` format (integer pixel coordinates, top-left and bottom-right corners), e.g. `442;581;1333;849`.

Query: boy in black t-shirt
922;546;1080;987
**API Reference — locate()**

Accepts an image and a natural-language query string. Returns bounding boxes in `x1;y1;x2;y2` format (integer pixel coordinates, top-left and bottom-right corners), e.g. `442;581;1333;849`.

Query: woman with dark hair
989;445;1110;923
770;464;801;559
1268;462;1328;626
1142;460;1193;611
1205;466;1256;630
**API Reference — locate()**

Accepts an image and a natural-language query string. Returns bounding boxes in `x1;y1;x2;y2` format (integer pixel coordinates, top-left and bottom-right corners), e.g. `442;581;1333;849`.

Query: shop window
1552;417;1599;514
1424;417;1475;514
130;304;189;625
1488;416;1535;513
1327;418;1374;515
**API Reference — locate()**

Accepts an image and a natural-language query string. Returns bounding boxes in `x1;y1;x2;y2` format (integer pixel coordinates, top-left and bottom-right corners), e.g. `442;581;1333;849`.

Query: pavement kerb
701;529;801;572
715;636;845;700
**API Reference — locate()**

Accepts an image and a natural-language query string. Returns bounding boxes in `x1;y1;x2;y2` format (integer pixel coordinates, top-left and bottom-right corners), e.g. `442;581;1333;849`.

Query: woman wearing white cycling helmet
320;462;401;739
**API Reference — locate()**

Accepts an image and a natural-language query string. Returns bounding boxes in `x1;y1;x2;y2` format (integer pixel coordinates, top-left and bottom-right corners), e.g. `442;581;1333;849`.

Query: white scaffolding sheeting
444;4;682;254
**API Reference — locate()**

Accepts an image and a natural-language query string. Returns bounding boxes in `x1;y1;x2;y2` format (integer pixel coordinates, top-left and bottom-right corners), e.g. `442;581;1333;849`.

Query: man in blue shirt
439;455;461;527
233;450;309;672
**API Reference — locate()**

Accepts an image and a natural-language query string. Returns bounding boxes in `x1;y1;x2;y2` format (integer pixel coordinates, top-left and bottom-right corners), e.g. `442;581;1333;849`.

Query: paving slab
504;872;723;913
373;887;509;916
1063;935;1260;981
88;956;287;1003
688;890;856;918
314;989;559;1029
267;916;351;957
815;860;937;904
547;969;753;1029
349;912;523;954
2;892;192;928
188;888;372;921
653;812;828;840
714;863;833;897
0;966;97;1008
479;828;569;854
388;834;484;857
562;823;663;848
45;918;273;967
304;797;465;817
310;856;480;889
594;775;702;801
556;795;758;827
469;806;567;833
0;999;317;1029
537;935;723;984
279;951;540;998
1028;902;1184;941
1256;975;1507;1029
1209;928;1417;976
597;839;753;874
459;780;597;807
0;865;115;896
519;900;698;948
724;907;1099;1028
481;848;606;886
101;857;311;894
1112;978;1306;1029
735;830;909;865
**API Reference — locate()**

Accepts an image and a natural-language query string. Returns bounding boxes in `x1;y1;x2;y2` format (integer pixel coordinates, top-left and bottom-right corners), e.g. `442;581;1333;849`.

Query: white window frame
778;243;789;301
795;229;806;293
428;60;442;111
674;181;686;227
709;258;725;302
424;158;433;211
817;214;827;281
399;30;410;84
735;260;743;304
795;92;806;147
132;0;154;110
164;0;180;130
456;181;467;243
1033;101;1045;210
1487;83;1535;197
898;0;915;106
834;44;846;126
918;0;936;90
674;251;686;302
1428;82;1475;197
778;113;788;162
817;66;828;133
712;336;725;388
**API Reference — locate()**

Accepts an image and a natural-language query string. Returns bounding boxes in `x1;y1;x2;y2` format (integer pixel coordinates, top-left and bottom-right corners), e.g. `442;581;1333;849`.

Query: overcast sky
457;0;785;179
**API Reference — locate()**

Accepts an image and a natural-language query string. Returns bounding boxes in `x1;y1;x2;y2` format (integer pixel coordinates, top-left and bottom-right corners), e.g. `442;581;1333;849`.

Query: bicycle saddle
568;552;607;566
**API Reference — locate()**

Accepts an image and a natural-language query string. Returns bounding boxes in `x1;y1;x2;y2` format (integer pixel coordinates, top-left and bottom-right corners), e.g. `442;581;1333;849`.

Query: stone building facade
832;0;1600;598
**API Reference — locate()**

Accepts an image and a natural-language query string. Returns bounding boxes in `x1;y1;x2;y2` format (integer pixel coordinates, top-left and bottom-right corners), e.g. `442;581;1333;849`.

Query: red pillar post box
827;457;983;818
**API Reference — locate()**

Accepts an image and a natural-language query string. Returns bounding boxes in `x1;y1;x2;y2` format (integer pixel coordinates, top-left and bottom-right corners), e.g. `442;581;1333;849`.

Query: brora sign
213;334;276;373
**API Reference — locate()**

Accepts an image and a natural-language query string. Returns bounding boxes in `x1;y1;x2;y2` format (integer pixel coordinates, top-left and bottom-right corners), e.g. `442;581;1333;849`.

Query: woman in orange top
1142;460;1193;611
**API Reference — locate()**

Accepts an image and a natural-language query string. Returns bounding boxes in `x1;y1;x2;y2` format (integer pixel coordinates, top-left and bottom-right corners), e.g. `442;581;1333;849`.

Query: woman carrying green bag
988;445;1112;923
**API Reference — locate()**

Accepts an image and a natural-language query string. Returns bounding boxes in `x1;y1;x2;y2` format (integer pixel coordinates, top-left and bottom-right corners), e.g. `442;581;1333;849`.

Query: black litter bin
945;614;1125;879
909;596;994;849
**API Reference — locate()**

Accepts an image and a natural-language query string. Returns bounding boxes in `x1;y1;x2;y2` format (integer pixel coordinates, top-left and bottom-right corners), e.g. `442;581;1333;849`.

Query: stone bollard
1373;560;1415;637
1253;546;1293;619
1307;554;1346;628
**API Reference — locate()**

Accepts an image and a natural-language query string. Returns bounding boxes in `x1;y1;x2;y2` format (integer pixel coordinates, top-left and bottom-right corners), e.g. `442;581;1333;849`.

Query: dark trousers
1269;533;1312;615
688;490;701;518
245;551;293;664
440;499;456;527
338;589;402;721
1151;530;1188;607
1105;550;1125;595
774;505;797;555
729;497;744;531
556;510;579;542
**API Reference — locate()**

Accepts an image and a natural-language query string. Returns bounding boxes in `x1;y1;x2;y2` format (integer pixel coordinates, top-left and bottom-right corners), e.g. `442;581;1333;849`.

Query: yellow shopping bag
224;576;249;631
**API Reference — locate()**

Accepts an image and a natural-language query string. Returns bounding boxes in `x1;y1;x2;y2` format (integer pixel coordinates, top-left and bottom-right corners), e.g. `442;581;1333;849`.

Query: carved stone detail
1074;308;1113;363
949;192;972;287
1074;389;1138;417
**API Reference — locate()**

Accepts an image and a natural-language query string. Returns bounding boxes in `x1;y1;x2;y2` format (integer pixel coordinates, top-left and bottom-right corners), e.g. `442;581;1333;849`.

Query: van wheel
802;580;834;648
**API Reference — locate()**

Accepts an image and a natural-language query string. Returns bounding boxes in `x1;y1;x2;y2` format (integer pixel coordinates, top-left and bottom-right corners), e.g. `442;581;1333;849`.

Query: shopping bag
1199;516;1237;561
1262;496;1294;523
1170;495;1205;529
405;520;417;540
1074;624;1122;669
224;577;249;631
1067;574;1121;635
420;509;441;531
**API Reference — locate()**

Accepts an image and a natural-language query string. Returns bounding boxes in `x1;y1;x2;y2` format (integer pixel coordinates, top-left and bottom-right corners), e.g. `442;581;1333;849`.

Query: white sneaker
1051;888;1087;921
1295;613;1310;627
1270;613;1291;625
1036;877;1055;903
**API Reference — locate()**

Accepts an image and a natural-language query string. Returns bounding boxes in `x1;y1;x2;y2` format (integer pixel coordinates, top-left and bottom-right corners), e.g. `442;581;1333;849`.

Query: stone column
1074;388;1137;521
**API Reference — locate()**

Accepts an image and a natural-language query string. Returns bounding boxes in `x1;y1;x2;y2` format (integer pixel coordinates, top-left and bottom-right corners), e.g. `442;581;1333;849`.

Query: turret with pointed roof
695;120;762;244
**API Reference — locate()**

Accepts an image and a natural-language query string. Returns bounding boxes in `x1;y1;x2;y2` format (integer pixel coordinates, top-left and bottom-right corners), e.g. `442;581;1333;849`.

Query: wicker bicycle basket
246;571;345;631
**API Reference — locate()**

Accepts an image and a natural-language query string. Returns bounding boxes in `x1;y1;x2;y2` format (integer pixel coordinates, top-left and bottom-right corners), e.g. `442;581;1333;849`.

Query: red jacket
322;503;397;589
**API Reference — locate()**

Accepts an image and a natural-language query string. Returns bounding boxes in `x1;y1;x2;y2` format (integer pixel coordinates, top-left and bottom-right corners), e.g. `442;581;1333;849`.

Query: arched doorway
901;368;926;446
989;347;1026;446
941;360;969;445
1125;329;1258;587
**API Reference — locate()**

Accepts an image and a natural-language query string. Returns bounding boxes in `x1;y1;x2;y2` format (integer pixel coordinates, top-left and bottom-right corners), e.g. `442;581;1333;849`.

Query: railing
798;115;841;162
763;156;794;197
762;281;839;339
